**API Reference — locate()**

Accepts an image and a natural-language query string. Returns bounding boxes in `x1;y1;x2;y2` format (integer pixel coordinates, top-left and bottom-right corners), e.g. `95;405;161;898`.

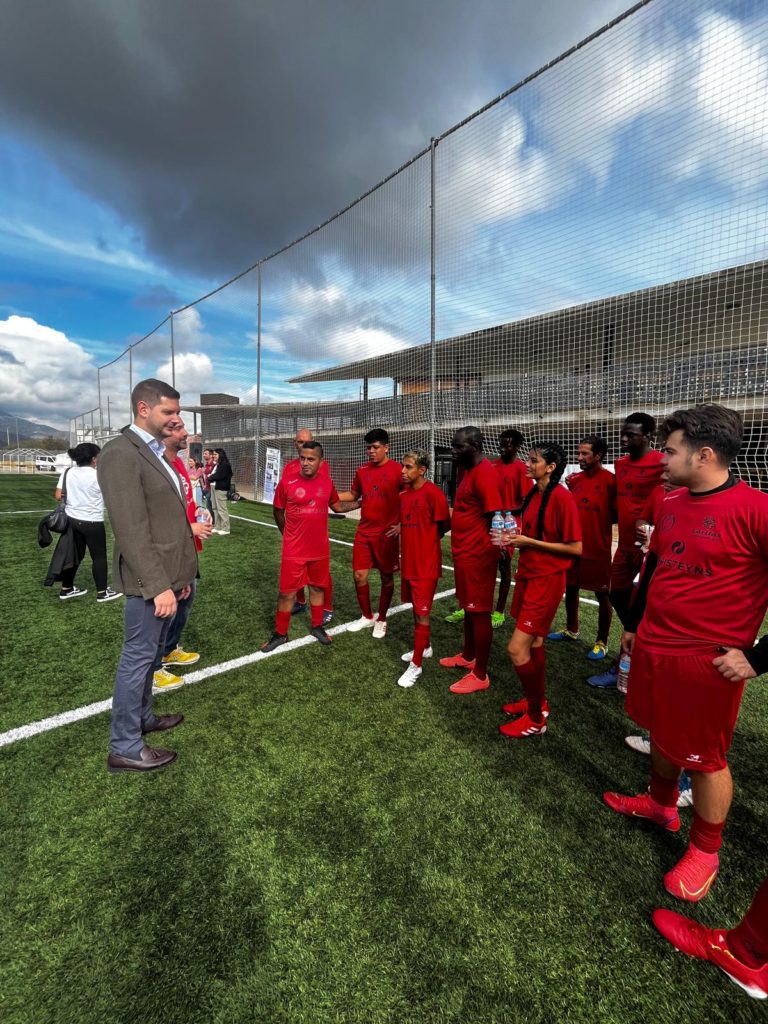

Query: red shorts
625;639;746;772
567;556;611;593
510;574;565;636
279;557;331;594
401;578;438;615
454;556;497;614
610;546;643;591
352;532;399;574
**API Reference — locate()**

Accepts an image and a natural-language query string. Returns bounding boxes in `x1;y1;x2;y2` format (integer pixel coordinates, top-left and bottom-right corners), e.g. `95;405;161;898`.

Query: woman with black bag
208;448;233;535
53;443;122;602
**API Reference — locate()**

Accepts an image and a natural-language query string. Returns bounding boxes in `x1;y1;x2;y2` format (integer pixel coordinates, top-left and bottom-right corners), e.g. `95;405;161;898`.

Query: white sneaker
347;615;376;633
398;663;422;688
372;620;388;639
625;735;651;755
401;647;433;662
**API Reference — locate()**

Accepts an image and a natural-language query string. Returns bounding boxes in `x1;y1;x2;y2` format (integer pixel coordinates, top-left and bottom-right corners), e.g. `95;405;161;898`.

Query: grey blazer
97;427;199;599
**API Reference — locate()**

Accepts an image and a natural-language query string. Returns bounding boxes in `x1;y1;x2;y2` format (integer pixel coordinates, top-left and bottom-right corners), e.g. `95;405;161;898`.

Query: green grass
0;475;766;1023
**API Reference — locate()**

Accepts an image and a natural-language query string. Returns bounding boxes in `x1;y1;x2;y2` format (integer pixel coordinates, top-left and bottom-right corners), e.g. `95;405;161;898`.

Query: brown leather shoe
107;745;177;773
143;713;184;734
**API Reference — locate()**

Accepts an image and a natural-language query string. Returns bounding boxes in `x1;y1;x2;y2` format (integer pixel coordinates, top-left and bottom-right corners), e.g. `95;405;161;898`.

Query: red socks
310;604;324;628
729;877;768;969
468;612;492;679
275;609;291;636
690;810;726;854
514;657;546;722
412;623;430;668
378;580;395;621
356;583;373;619
649;770;680;810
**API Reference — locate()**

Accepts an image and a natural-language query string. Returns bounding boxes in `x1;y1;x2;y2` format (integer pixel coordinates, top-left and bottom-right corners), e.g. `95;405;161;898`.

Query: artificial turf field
1;474;766;1024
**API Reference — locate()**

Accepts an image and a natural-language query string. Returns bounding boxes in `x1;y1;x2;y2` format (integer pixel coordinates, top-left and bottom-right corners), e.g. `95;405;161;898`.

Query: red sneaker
498;712;547;738
602;791;680;832
439;652;476;669
449;671;489;694
653;908;768;1000
664;845;719;902
501;697;550;717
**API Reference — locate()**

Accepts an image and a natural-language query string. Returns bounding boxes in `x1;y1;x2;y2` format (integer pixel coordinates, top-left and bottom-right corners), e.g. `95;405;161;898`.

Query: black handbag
46;468;70;534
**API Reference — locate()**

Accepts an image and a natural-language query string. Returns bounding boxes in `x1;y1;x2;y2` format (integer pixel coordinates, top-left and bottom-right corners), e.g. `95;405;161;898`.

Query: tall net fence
73;0;768;496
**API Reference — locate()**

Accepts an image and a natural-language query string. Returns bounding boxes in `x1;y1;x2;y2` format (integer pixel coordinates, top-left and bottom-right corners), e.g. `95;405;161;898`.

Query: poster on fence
263;448;281;503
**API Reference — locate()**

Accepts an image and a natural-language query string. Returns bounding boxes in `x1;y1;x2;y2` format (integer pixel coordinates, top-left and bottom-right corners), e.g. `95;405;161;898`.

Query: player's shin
412;623;430;668
356;582;373;618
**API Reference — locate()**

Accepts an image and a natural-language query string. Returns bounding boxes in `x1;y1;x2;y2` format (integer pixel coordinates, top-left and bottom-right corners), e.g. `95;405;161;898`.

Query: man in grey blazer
98;378;207;772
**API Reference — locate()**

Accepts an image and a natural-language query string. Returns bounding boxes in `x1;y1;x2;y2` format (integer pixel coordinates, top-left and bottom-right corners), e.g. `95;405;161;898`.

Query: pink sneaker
439;652;476;669
602;791;680;832
663;845;719;902
653;908;768;1000
448;671;489;694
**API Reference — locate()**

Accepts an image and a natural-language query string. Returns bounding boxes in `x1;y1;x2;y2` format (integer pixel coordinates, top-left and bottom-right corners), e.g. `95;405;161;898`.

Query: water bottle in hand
502;511;518;546
490;511;504;546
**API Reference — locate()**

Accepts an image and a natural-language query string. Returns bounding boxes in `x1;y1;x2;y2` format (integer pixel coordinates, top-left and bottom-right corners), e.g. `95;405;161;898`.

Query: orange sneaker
664;845;719;902
501;697;550;717
602;791;680;832
499;713;547;738
439;652;476;669
449;671;489;694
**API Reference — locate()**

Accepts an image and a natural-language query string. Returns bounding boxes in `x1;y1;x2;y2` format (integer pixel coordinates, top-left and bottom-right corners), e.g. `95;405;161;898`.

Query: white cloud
0;219;157;274
156;351;216;401
0;315;98;426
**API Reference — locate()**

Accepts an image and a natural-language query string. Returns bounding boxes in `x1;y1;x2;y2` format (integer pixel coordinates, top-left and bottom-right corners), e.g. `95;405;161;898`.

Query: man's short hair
300;440;324;458
624;412;656;436
456;426;484;450
499;429;524;446
580;434;608;460
659;405;743;466
404;448;430;470
365;428;389;445
131;378;180;416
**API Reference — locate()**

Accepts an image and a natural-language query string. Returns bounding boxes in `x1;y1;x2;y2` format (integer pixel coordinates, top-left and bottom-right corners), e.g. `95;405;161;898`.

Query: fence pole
128;345;133;420
170;312;176;388
97;368;103;435
429;137;437;479
255;262;263;501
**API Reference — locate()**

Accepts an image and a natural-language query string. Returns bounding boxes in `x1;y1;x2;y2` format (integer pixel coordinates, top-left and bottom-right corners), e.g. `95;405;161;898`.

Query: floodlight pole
429;137;437;480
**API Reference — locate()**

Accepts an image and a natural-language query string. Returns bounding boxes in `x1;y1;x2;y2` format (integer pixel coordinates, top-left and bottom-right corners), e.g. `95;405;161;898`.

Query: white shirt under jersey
57;465;105;522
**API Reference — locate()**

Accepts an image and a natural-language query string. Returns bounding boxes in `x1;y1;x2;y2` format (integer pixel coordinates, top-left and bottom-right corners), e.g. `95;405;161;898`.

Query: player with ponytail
501;442;582;738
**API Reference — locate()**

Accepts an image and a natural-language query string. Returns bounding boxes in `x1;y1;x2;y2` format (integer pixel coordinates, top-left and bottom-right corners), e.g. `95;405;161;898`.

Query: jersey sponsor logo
659;555;713;578
671;540;685;554
692;515;720;540
686;753;702;762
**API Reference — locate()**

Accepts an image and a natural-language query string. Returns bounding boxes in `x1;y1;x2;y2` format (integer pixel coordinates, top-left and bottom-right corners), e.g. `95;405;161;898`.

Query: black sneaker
261;633;288;652
291;602;307;616
60;586;87;600
310;625;332;646
97;587;123;603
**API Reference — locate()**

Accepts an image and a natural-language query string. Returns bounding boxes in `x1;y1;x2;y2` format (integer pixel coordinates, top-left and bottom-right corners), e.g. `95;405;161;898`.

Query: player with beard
490;429;529;628
588;413;664;688
548;435;615;660
439;426;503;694
603;405;768;903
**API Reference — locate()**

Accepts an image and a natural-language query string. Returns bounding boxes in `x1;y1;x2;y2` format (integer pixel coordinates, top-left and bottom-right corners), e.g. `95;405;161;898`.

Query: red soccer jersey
352;459;403;538
173;455;202;552
450;459;504;561
491;458;531;511
640;480;768;652
641;483;673;526
516;484;582;578
399;481;450;580
615;450;666;549
281;457;330;479
273;471;340;561
567;466;616;563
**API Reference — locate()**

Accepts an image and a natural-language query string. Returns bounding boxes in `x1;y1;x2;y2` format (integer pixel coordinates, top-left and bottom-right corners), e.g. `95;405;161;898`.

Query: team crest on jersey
294;488;306;499
659;513;676;532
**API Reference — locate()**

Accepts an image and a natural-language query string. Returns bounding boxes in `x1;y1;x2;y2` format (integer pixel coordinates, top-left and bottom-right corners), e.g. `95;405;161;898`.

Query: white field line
0;511;603;749
0;589;455;750
0;509;55;515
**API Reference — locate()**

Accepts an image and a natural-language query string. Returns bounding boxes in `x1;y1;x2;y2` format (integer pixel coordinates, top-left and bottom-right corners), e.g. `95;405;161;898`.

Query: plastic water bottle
196;508;208;523
490;511;504;545
617;652;631;694
502;511;518;545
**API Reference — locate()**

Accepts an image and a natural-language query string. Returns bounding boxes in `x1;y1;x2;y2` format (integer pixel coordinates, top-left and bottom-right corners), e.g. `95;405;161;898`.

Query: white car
35;453;72;473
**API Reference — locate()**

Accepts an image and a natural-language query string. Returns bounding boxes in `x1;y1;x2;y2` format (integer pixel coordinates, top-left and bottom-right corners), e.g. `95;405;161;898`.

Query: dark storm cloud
132;284;181;310
0;0;631;283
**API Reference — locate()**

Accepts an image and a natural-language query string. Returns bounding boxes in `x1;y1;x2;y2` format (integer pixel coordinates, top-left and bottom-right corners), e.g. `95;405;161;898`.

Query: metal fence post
255;262;263;502
429;137;437;479
97;368;103;436
170;311;176;388
128;345;133;417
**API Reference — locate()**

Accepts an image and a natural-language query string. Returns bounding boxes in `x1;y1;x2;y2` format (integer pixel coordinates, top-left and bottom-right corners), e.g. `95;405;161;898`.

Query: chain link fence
72;0;768;497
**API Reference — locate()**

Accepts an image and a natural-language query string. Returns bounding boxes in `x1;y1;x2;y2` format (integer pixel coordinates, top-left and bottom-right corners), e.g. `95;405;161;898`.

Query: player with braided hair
500;442;582;738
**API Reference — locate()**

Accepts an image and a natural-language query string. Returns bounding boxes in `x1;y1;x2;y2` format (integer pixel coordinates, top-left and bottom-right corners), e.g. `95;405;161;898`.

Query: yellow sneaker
162;647;200;666
153;668;184;692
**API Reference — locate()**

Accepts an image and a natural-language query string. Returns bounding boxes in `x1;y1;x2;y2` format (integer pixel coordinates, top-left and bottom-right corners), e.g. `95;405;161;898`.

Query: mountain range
0;410;68;442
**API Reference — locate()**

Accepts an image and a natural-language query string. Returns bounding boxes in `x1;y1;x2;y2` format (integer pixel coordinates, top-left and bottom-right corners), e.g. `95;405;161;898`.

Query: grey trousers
110;595;174;757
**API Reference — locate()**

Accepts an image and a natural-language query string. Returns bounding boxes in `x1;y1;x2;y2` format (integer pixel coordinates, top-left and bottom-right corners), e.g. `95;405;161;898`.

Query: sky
0;0;766;428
